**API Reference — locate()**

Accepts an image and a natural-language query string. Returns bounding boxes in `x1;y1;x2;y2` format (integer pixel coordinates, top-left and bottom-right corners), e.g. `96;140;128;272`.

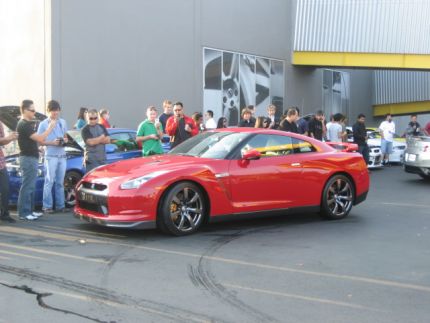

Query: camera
57;137;67;147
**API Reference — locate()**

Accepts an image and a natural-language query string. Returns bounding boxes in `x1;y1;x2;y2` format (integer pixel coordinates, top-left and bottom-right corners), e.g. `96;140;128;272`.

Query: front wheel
157;182;206;236
64;171;82;208
321;175;354;220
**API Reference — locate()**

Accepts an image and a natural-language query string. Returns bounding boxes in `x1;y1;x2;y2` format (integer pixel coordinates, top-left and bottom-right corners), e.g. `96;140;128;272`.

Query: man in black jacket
352;114;369;165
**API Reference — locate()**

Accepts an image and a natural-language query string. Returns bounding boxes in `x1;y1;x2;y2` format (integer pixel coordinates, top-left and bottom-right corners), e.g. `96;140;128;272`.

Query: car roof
213;128;332;152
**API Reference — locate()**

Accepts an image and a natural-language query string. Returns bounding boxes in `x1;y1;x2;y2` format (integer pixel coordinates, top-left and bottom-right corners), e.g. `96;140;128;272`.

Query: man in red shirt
99;109;111;128
165;102;198;148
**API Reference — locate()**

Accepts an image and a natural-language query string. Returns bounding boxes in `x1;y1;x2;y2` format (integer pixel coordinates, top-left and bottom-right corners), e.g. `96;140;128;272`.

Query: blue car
1;105;144;207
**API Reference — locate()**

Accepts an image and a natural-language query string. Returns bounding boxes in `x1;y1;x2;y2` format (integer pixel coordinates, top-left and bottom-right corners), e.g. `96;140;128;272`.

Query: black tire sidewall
64;171;82;207
321;175;354;220
159;182;206;236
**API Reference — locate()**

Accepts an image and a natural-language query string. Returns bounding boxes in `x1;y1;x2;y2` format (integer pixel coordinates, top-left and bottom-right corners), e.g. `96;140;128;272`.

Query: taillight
423;145;429;153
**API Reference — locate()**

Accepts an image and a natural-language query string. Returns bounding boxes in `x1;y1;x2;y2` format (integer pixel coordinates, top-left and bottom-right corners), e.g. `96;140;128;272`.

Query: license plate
80;191;97;203
406;153;416;162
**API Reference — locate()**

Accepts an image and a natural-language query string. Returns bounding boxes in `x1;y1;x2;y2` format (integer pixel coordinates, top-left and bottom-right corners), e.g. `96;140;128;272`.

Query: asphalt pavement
0;165;429;323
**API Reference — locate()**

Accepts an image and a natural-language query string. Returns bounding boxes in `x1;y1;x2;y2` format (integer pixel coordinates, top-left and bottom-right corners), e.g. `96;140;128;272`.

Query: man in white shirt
379;113;396;165
327;113;343;142
205;110;217;130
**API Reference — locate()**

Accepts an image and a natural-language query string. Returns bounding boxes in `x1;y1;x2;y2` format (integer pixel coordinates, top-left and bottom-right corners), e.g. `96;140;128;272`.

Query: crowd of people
1;98;430;224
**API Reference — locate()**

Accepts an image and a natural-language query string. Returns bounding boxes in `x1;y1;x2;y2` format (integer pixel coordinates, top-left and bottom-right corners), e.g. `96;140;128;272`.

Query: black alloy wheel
64;171;82;208
158;182;206;236
321;175;354;220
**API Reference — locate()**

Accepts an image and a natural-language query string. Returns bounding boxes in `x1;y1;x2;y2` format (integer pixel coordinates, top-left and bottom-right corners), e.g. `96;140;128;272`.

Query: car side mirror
242;149;261;160
105;144;117;154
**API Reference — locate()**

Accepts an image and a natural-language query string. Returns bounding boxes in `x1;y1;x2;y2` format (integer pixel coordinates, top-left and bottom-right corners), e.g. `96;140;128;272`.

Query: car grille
77;183;109;215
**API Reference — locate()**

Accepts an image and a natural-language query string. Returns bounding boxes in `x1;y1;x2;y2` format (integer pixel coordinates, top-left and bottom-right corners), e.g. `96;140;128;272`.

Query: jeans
17;156;38;217
0;168;10;217
358;144;370;165
43;156;67;210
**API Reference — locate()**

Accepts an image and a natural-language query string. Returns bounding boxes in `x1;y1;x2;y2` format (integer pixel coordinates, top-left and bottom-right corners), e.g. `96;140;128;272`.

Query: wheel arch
322;171;357;204
157;179;211;222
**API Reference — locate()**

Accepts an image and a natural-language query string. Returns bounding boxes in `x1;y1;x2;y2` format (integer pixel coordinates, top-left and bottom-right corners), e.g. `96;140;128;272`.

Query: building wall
0;0;50;112
51;0;373;128
294;0;430;54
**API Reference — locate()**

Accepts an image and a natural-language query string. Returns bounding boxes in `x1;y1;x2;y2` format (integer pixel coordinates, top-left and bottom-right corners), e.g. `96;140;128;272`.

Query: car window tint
291;138;317;153
242;134;294;157
169;131;249;159
110;132;138;151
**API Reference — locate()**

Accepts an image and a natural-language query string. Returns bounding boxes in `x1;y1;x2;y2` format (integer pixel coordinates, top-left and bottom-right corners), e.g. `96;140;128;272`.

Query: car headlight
120;170;168;190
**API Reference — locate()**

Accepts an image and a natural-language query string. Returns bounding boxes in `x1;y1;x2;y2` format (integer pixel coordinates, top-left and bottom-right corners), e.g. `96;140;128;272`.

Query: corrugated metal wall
373;71;430;105
294;0;430;54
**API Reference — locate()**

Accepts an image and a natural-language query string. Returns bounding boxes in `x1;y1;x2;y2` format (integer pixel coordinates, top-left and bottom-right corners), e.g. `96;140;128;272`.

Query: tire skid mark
100;245;133;287
0;282;110;323
189;229;277;323
0;264;217;323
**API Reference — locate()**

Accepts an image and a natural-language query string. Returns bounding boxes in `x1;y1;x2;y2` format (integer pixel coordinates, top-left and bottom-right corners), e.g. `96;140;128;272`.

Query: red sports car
74;128;369;235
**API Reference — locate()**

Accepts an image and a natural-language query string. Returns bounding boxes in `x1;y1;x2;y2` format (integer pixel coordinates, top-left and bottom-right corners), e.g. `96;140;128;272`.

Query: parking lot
0;165;429;323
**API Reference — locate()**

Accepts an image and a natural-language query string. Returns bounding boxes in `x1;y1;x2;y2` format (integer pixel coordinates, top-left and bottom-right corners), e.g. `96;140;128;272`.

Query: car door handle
291;163;301;167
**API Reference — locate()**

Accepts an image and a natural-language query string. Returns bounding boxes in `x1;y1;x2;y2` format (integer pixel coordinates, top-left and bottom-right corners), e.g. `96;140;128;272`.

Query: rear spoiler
326;142;358;152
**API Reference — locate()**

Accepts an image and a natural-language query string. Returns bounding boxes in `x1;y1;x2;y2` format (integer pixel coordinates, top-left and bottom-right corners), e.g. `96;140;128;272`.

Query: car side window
242;134;294;157
291;138;317;153
110;132;138;152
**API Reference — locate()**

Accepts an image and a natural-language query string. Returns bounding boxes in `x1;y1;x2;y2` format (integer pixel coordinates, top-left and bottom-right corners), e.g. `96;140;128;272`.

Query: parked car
345;127;383;168
367;131;406;163
0;105;142;207
75;128;369;235
404;135;430;180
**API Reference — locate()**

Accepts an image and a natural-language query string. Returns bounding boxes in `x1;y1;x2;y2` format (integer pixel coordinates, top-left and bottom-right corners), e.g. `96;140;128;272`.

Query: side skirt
209;205;321;223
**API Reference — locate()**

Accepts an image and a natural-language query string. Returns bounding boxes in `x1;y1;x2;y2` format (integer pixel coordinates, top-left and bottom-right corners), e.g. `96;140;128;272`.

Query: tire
157;182;206;236
321;174;354;220
64;171;82;208
419;174;430;180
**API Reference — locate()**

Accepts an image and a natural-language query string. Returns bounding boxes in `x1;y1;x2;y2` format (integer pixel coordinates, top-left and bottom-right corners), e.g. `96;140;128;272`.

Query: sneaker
19;214;38;221
32;211;43;218
42;208;54;214
0;216;16;223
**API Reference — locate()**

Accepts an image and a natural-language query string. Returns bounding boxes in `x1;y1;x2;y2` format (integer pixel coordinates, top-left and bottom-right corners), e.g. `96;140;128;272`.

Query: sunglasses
27;109;36;113
173;109;182;112
89;117;98;120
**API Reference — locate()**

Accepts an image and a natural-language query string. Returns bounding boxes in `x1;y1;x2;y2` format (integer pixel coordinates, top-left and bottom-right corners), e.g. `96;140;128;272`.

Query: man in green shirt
136;106;164;156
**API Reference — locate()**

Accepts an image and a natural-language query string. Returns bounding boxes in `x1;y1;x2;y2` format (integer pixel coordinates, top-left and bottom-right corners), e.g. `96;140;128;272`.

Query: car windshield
169;131;249;159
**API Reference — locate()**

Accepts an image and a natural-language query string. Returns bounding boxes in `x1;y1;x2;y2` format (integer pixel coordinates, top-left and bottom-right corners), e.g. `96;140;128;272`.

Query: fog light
100;205;108;215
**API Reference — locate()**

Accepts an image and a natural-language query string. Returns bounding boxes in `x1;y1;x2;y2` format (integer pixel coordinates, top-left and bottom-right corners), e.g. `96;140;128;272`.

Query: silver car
404;136;430;179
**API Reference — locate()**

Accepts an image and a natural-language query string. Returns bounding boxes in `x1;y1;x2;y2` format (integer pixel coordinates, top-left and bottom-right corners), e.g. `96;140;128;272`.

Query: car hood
0;105;46;130
367;138;405;147
83;154;215;183
0;105;83;151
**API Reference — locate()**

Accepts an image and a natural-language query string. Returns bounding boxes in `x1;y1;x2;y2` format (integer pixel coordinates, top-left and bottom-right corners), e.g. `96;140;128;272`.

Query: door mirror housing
242;149;261;160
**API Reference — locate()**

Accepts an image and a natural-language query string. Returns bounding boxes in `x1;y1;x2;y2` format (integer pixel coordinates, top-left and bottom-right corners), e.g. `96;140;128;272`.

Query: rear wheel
64;171;82;208
321;175;354;220
158;182;206;236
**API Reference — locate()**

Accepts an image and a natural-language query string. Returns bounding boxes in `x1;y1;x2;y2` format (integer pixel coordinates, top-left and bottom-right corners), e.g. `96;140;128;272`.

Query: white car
345;127;382;168
367;132;406;163
346;127;405;164
367;144;383;168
